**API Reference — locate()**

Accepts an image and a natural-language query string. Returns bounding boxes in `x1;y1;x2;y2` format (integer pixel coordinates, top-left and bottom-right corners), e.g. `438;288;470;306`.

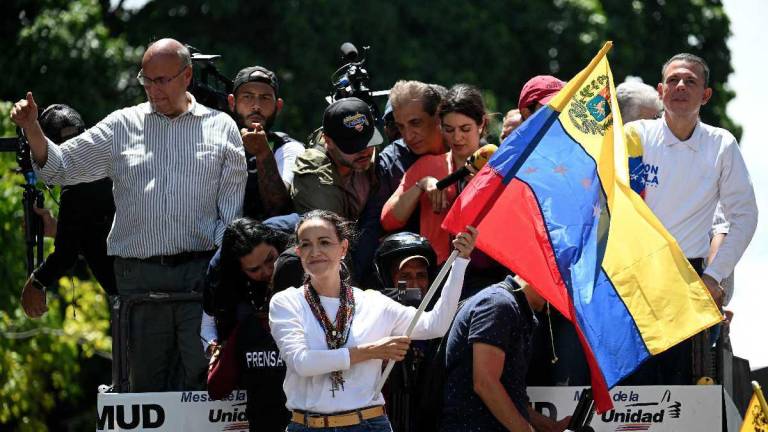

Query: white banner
97;390;250;432
527;385;722;432
96;386;722;431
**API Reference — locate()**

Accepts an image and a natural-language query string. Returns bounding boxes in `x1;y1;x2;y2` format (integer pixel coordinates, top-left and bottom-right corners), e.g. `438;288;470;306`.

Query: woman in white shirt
269;209;477;431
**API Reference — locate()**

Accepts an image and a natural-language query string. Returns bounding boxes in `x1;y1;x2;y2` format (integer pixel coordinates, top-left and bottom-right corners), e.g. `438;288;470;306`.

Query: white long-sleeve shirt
269;257;469;413
625;118;758;284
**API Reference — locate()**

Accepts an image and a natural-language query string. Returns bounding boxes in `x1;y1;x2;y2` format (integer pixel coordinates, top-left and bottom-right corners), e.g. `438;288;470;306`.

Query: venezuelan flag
442;42;722;412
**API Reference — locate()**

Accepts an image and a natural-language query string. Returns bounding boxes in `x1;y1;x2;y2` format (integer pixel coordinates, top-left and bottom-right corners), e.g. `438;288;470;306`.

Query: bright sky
720;0;768;370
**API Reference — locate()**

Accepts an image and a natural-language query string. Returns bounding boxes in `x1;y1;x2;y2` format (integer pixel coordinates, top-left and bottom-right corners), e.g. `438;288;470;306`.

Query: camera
0;129;44;274
187;46;232;113
0;128;35;180
382;281;423;308
329;42;388;125
309;42;390;147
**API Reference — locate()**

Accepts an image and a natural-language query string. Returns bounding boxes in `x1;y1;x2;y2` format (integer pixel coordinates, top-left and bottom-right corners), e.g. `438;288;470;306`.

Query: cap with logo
322;97;383;154
233;66;279;96
518;75;565;112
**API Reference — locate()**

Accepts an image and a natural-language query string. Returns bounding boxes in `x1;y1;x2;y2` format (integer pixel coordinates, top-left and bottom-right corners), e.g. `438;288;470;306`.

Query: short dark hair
437;84;487;126
219;217;289;287
39;104;86;144
222;218;289;264
210;217;290;339
662;53;710;87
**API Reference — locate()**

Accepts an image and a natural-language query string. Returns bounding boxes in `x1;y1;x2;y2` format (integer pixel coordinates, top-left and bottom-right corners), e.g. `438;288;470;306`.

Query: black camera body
0;129;45;274
329;42;384;125
0;130;35;179
382;281;423;308
187;47;232;113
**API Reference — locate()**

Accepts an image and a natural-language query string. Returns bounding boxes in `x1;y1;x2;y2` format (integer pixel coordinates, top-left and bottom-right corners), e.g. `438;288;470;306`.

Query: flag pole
754;381;768;420
372;249;460;396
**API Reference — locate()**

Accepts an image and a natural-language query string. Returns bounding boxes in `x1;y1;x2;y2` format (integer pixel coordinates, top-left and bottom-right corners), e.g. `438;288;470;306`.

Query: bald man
11;38;247;392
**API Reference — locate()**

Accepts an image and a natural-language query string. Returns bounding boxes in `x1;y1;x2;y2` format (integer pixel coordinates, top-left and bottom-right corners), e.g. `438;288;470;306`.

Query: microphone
340;42;359;63
436;144;497;190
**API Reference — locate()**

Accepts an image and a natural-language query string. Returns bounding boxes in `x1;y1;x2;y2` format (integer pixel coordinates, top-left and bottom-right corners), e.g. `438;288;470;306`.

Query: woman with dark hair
381;84;487;264
202;215;300;431
269;209;477;431
203;217;293;347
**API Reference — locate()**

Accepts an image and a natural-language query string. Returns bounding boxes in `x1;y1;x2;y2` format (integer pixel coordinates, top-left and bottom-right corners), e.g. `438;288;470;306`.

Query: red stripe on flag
443;168;571;316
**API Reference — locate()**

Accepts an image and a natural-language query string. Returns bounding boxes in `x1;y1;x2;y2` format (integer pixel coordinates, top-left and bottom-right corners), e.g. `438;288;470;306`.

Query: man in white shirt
623;53;757;384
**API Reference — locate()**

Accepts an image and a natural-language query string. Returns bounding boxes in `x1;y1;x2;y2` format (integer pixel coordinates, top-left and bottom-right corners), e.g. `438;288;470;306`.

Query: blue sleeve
203;248;222;314
264;213;300;235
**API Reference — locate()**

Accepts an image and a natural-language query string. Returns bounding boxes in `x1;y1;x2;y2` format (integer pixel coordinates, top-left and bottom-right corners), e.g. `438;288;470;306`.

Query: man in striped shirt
10;38;247;392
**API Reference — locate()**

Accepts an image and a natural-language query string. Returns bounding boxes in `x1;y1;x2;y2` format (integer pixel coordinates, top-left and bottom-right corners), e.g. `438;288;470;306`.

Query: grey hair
177;44;192;67
616;80;662;123
661;53;709;87
389;80;444;116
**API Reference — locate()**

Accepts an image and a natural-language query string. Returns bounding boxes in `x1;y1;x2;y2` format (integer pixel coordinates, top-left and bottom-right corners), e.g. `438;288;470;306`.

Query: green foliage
0;278;111;431
0;0;142;125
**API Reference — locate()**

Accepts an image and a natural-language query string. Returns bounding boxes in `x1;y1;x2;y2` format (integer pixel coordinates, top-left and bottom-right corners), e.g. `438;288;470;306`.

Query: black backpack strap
268;131;297;152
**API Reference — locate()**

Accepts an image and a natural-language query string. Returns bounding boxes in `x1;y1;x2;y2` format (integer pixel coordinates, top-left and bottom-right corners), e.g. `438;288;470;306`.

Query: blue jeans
286;415;393;432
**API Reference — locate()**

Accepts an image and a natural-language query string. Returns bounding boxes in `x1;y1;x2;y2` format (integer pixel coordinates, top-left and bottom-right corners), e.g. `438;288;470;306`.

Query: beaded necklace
304;279;355;397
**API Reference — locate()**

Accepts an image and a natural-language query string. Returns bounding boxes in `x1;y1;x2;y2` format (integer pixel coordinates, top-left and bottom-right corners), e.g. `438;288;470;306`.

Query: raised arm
381;176;434;230
391;226;477;339
12;92;113;185
244;125;293;216
11;92;48;166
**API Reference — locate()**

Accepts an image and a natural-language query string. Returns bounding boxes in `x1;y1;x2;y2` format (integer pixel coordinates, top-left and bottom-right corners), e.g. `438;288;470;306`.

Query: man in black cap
20;104;116;319
290;97;382;219
229;66;305;219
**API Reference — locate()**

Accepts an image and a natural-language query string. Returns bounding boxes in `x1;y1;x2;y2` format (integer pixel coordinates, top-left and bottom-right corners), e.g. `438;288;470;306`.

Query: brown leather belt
291;405;385;428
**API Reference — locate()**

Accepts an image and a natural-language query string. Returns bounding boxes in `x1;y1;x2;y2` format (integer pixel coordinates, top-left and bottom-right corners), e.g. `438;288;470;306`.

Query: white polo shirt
625;117;757;284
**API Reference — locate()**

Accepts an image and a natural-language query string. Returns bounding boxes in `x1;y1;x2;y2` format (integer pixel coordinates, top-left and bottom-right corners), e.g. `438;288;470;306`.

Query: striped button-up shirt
36;94;247;258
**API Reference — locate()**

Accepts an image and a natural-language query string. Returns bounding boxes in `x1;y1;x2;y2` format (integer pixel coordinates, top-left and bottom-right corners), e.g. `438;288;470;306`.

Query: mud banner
527;385;722;431
97;390;250;431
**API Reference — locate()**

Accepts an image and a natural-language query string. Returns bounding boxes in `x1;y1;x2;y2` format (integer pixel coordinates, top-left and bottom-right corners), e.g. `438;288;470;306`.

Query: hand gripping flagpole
372;249;460;396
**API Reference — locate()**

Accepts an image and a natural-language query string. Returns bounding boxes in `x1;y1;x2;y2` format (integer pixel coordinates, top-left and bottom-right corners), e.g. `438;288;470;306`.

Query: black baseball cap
322;98;383;154
233;66;279;96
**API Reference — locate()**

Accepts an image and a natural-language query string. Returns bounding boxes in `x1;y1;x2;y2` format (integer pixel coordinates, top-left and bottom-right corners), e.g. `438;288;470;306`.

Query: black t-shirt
442;279;537;431
236;311;289;432
242;131;300;220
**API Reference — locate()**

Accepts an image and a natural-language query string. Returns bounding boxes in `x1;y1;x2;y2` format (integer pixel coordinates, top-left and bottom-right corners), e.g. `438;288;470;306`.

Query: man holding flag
442;42;724;412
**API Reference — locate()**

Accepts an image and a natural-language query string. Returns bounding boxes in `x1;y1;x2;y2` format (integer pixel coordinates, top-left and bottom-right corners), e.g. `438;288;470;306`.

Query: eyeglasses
136;65;188;87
